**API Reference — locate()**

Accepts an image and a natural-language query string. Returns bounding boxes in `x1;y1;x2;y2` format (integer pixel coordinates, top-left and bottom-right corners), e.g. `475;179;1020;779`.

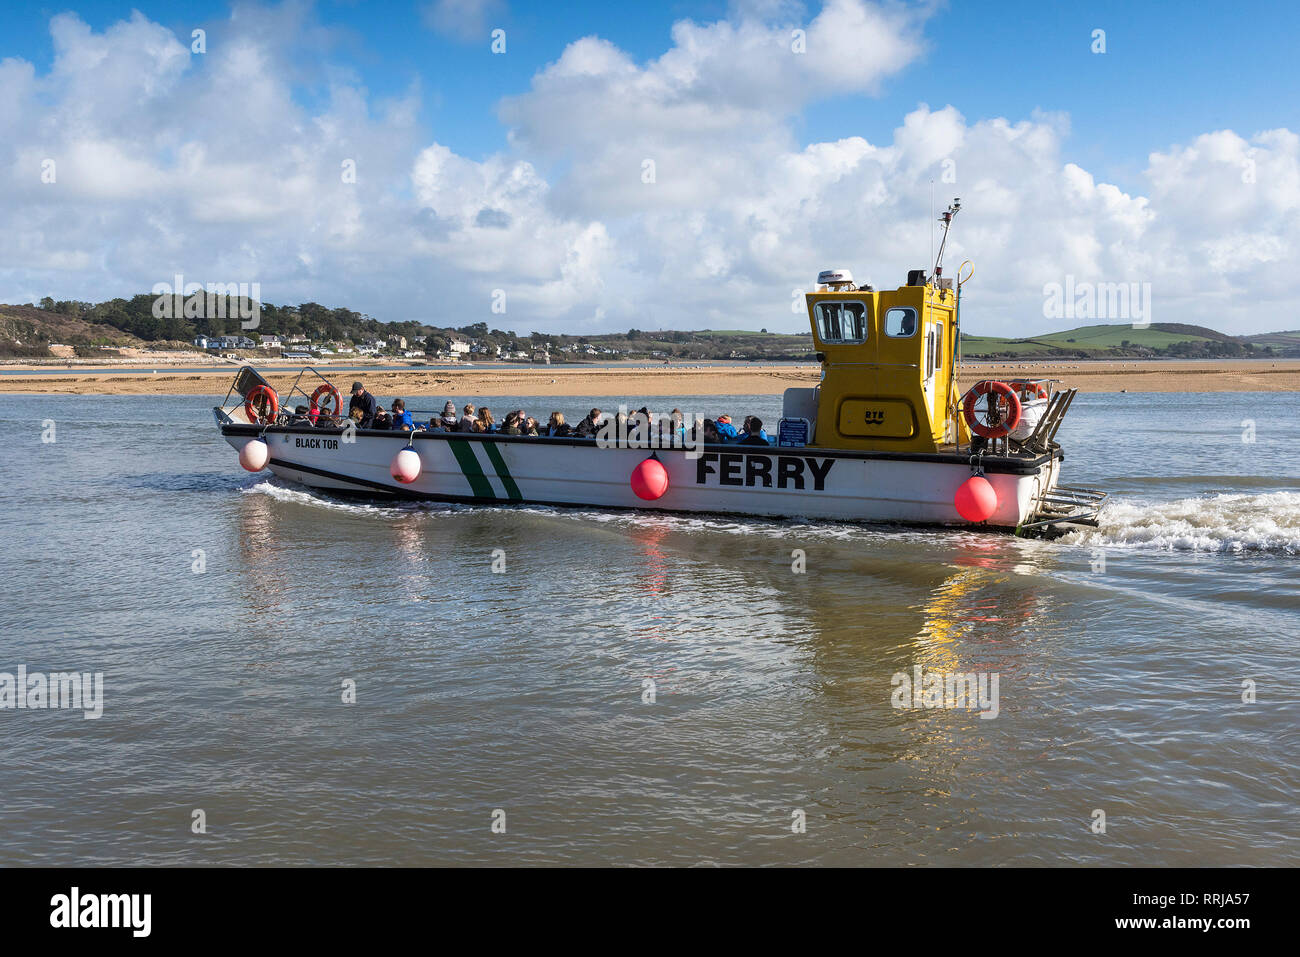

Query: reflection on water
0;393;1297;865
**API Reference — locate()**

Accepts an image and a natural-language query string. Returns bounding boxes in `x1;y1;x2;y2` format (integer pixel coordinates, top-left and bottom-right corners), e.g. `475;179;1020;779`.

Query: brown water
1;393;1297;865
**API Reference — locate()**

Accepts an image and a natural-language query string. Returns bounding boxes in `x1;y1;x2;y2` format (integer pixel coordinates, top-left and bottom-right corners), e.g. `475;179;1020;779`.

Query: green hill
960;323;1263;358
0;303;141;357
1243;330;1300;350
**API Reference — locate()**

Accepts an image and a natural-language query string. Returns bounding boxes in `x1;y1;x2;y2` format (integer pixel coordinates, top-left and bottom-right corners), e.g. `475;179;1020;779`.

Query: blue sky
1;1;1296;334
6;0;1293;183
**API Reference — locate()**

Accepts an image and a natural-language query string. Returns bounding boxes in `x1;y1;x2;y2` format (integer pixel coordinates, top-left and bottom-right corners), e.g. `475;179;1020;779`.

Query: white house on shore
198;335;255;350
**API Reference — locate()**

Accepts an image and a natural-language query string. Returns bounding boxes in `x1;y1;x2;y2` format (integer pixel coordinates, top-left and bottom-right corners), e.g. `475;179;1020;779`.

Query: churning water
0;391;1296;865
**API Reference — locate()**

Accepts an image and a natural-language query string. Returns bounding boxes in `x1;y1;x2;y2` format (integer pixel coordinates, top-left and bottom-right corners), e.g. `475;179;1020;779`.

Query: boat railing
279;366;342;415
218;365;276;424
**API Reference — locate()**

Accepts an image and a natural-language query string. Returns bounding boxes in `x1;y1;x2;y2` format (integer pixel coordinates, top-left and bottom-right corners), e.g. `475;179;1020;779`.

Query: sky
1;0;1297;336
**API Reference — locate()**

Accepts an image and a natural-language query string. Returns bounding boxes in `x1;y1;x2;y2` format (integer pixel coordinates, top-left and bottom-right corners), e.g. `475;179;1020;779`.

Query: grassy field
959;322;1243;357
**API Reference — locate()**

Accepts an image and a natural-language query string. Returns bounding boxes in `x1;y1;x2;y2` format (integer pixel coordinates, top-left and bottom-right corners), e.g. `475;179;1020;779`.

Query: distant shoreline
1;358;1298;396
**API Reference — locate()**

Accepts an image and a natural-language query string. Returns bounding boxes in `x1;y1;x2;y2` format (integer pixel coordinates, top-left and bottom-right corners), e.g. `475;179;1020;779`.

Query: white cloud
0;1;1296;336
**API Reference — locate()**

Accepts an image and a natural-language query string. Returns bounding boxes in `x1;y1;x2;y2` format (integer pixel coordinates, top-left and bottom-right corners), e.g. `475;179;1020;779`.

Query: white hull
222;423;1063;529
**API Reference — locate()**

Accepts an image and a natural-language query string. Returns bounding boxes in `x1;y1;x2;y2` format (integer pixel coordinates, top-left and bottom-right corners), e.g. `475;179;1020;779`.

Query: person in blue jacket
391;398;416;432
715;414;740;440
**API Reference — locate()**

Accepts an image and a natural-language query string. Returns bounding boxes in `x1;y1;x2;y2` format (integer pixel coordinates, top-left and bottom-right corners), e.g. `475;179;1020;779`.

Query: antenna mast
932;197;961;281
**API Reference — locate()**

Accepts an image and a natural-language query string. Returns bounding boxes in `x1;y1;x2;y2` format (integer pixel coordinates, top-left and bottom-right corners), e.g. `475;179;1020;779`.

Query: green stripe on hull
481;442;523;501
448;440;496;499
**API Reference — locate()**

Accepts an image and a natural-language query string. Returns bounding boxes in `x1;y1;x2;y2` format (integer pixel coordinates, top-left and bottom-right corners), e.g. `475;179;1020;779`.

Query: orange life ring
309;384;342;424
244;384;279;424
963;380;1022;439
1008;379;1049;400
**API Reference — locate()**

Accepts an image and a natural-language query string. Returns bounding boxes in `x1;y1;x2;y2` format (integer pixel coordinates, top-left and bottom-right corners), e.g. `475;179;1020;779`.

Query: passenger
371;406;392;430
348;380;377;428
715;414;740;441
575;408;603;437
499;411;523;435
436;400;458;430
738;416;772;445
613;410;629;442
546;412;572;437
522;416;540;437
458;404;477;432
629;407;652;441
391;399;416;432
702;418;721;443
476;407;495;433
292;404;312;425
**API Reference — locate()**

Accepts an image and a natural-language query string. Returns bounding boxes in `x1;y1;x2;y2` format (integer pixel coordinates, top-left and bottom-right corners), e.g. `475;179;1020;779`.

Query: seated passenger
738;416;771;445
715;414;740;441
458;404;477;432
522;416;540;436
476;407;495;433
546;412;572;437
291;404;312;425
669;409;685;438
391;399;416;432
702;418;721;443
371;406;392;430
499;410;523;435
574;408;603;437
435;400;458;430
628;408;651;441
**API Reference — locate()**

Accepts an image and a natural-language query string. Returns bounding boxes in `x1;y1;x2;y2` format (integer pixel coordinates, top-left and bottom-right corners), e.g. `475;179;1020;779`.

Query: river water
1;391;1296;865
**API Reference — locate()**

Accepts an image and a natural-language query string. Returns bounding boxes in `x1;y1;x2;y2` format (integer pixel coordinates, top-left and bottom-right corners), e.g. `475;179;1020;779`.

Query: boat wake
241;479;460;515
1059;490;1300;554
244;478;1300;555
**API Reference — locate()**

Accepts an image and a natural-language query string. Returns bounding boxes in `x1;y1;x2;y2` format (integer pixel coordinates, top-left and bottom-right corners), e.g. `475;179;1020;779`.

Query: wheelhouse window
813;301;868;344
884;306;918;337
925;322;943;379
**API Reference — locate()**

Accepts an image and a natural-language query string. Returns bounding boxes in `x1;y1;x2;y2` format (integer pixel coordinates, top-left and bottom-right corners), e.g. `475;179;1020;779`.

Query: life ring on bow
309;384;342;424
244;384;279;424
1008;379;1049;400
962;380;1022;439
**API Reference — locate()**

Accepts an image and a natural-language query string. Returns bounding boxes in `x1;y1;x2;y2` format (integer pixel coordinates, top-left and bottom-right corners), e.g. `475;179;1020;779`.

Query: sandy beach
0;359;1297;396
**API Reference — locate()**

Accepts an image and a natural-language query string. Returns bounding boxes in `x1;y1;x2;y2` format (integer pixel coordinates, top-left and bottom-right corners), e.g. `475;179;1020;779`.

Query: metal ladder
1015;387;1109;532
1018;387;1076;455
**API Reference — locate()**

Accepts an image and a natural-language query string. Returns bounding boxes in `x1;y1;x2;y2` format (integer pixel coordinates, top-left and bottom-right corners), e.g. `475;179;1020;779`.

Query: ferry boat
214;201;1105;534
